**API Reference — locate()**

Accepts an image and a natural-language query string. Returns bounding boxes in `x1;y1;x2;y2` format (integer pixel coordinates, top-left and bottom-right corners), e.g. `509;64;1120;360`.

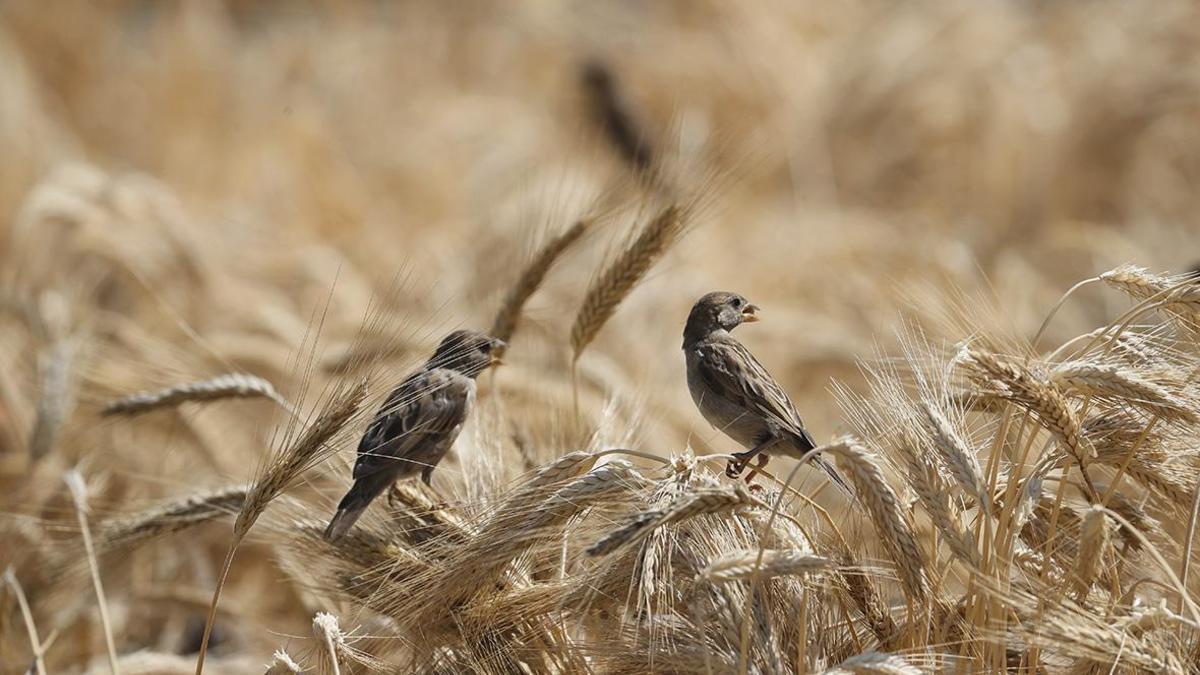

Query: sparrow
324;329;505;540
683;291;851;493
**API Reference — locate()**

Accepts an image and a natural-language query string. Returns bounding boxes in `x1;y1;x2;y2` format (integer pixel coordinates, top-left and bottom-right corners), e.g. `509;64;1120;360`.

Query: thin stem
65;472;120;675
1032;277;1099;348
3;568;47;675
194;537;242;675
738;447;822;675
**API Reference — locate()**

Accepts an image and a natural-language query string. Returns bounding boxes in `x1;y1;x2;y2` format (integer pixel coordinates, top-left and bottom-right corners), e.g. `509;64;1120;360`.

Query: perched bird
683;291;850;493
324;329;505;540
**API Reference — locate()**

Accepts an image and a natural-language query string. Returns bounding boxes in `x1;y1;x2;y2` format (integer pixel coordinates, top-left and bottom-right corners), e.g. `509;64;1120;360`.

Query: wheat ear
490;219;590;345
102;373;297;417
1072;506;1110;599
569;204;685;361
919;403;986;504
702;551;832;582
195;381;367;675
587;483;754;556
828;439;929;603
65;470;120;675
1052;361;1195;423
313;612;345;675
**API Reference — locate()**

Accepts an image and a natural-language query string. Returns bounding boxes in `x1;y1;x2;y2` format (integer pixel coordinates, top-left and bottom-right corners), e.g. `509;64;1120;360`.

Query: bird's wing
352;369;471;479
695;338;814;446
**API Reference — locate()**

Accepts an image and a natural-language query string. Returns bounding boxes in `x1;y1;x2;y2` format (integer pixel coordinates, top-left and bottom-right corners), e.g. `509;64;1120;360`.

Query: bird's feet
725;451;770;483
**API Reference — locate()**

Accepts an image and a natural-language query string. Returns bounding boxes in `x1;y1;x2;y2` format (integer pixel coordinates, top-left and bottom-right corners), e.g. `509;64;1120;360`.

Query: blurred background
2;1;1200;670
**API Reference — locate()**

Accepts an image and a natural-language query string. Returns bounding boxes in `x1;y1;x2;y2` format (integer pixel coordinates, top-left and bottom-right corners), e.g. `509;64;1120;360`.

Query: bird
324;329;505;540
682;291;851;494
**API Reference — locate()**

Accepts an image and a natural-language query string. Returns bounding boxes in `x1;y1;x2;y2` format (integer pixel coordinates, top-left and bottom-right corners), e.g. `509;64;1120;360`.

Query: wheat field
3;2;1200;673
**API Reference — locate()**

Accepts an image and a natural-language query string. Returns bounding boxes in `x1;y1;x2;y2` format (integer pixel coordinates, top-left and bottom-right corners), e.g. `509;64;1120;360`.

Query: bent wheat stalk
102;373;297;417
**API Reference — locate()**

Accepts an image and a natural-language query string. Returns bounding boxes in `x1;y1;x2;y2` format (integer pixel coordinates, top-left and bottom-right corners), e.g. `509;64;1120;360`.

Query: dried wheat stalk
1101;265;1200;322
64;470;120;675
490;219;590;345
3;567;47;675
569;204;684;361
102;373;295;417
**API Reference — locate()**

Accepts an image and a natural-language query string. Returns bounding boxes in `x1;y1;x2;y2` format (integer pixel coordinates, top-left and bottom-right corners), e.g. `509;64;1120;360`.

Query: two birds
325;292;845;540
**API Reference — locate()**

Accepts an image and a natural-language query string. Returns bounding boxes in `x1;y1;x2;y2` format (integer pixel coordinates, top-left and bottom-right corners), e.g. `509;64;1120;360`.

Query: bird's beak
741;304;761;323
491;354;506;367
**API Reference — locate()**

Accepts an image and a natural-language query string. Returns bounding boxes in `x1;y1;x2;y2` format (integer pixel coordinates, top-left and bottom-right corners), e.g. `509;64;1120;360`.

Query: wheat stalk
3;567;47;675
64;470;120;675
98;485;248;552
490;219;590;345
102;373;297;417
569;204;685;361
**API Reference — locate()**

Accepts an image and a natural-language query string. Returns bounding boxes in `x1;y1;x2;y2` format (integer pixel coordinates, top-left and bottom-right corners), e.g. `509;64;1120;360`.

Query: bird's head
429;329;506;378
683;291;759;345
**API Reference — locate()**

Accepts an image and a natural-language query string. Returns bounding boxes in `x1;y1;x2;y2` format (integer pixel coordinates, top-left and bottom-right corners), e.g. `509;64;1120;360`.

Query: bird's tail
324;474;390;541
324;504;367;541
811;454;855;499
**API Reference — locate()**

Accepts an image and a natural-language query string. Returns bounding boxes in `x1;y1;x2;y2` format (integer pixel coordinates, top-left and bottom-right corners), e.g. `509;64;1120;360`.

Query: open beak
741;304;761;323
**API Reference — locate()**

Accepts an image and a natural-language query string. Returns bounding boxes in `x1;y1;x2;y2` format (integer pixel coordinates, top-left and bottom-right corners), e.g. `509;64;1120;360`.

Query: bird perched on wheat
683;291;850;493
325;329;505;540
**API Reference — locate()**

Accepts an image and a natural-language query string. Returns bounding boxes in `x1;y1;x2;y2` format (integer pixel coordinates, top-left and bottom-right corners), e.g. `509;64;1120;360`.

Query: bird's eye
731;298;743;309
480;342;492;354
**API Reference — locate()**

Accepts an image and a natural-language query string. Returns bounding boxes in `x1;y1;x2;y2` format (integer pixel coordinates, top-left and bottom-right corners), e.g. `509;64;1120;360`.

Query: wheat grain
102;373;295;417
569;204;685;360
490;219;590;345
